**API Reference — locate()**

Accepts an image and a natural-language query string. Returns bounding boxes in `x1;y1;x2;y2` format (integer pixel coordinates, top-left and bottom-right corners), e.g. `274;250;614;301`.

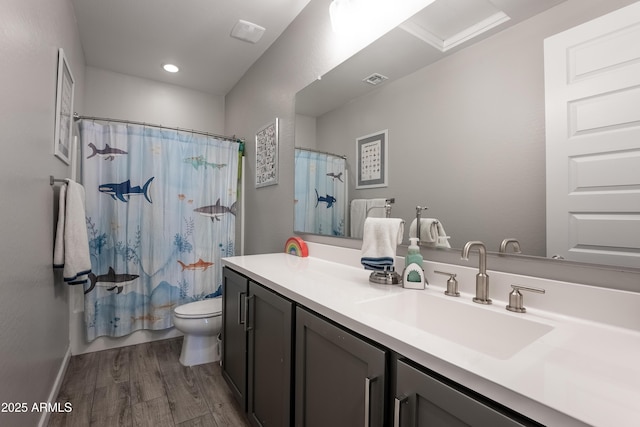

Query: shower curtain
79;120;240;341
294;148;346;236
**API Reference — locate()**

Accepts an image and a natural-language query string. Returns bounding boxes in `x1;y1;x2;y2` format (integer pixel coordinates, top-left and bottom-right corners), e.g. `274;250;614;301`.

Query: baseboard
38;345;72;427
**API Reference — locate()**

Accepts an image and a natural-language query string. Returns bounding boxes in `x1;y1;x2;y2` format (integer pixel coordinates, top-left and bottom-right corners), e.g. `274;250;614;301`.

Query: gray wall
83;66;225;134
0;0;85;425
228;0;640;289
227;0;638;256
225;0;423;255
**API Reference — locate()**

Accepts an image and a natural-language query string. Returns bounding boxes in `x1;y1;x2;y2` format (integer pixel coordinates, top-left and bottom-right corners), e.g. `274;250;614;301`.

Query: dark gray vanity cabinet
221;267;248;409
295;307;387;427
246;281;293;427
221;267;293;427
394;359;537;427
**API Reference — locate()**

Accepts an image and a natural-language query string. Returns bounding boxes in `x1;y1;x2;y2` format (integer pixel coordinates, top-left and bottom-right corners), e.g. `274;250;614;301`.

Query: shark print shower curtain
294;148;346;236
79;120;240;341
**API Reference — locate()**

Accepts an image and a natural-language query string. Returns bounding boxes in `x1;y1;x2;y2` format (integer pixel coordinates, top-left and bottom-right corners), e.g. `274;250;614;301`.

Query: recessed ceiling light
162;64;179;73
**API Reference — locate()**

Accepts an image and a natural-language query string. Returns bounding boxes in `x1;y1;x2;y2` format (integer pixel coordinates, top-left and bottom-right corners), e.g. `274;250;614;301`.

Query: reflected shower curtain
294;148;346;236
79;121;240;341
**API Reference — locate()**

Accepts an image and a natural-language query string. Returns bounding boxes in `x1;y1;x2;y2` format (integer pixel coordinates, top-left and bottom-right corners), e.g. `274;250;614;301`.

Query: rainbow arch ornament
285;237;309;257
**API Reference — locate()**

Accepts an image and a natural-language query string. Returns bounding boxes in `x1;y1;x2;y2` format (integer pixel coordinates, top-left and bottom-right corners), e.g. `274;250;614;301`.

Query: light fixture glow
162;63;179;73
329;0;435;36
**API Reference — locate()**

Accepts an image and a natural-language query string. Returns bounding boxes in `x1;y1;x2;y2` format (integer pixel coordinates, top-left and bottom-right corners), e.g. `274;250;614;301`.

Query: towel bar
50;175;67;185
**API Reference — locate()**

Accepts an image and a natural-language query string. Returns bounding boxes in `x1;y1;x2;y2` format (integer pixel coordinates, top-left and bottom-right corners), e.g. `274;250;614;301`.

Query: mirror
294;0;638;268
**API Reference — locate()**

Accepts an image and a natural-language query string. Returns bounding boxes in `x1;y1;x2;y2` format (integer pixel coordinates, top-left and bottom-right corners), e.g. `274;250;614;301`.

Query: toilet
171;297;223;366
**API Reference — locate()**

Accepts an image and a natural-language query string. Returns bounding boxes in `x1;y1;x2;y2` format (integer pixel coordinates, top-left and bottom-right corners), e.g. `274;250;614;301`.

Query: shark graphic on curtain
79;121;239;341
294;148;346;236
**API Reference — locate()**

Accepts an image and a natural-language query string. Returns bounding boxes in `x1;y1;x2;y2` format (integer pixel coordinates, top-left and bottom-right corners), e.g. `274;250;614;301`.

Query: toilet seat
173;298;222;319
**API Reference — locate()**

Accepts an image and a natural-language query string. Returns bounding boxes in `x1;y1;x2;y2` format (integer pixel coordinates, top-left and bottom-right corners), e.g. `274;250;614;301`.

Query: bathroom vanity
221;243;640;427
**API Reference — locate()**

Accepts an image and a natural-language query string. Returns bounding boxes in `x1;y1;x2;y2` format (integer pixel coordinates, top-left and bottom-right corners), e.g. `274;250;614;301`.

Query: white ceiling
71;0;311;96
71;0;565;99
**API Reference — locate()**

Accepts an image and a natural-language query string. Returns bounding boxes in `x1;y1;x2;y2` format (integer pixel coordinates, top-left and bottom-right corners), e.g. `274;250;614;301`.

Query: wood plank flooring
48;338;250;427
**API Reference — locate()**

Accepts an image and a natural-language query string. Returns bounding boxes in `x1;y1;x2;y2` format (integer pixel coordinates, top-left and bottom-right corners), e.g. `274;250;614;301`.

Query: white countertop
222;251;640;427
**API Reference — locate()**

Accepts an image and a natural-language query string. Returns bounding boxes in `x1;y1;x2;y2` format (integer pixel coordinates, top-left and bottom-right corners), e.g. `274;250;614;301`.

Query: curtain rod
73;113;243;143
295;146;347;159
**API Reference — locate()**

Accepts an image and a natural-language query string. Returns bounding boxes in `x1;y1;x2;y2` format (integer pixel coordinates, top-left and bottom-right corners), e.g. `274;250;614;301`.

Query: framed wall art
53;48;75;165
255;118;279;188
355;129;388;189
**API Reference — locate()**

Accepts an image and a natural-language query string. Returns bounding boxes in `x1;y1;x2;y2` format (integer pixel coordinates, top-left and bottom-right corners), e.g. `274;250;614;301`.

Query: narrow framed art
355;129;388;189
53;48;75;165
255;118;279;188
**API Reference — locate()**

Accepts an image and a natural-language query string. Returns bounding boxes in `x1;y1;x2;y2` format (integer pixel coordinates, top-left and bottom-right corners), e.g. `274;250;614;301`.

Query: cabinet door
295;307;386;427
221;267;249;410
394;359;536;427
247;281;293;427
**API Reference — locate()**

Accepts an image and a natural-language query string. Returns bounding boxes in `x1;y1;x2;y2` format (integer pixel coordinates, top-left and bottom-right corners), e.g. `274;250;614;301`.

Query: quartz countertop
222;251;640;427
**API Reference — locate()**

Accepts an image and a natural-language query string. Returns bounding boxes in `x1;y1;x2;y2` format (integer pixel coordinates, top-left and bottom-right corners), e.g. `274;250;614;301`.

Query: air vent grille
362;73;389;85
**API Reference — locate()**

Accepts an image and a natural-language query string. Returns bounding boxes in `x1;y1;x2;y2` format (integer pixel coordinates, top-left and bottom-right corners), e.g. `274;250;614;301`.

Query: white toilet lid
174;298;222;318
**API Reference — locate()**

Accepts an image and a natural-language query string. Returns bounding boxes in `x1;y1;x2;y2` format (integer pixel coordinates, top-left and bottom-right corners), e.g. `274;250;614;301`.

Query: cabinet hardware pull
393;396;408;427
238;292;246;325
245;294;254;332
364;376;377;427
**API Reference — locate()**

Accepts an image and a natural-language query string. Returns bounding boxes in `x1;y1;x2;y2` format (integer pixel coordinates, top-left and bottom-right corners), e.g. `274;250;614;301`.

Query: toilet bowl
171;297;223;366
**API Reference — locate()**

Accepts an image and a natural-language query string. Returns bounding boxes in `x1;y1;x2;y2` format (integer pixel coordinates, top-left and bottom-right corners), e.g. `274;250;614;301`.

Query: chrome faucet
499;238;522;254
461;241;492;304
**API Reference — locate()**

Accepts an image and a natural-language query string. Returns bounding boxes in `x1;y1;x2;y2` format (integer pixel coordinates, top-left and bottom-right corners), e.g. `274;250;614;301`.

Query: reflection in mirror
294;0;640;270
294;148;348;236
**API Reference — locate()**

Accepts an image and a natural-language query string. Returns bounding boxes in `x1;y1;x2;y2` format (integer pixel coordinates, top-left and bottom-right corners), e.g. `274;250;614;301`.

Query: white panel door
544;2;640;268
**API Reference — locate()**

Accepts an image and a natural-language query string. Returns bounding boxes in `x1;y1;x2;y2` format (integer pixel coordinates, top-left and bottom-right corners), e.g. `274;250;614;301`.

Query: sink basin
357;292;553;359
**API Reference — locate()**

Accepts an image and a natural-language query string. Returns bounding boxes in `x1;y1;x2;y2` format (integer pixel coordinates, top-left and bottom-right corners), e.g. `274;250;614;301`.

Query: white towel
53;180;92;285
360;218;404;271
409;218;450;248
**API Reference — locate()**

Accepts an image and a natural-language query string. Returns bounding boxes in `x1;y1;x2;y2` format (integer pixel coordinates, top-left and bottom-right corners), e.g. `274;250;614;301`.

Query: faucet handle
506;285;545;313
434;271;459;297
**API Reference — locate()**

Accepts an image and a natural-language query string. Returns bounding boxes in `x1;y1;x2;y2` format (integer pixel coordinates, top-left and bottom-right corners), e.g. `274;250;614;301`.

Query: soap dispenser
402;238;426;289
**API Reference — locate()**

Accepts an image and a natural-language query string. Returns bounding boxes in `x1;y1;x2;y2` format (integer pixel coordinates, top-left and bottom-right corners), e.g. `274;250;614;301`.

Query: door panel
295;307;386;427
247;281;293;427
395;360;533;427
545;2;640;267
222;267;248;410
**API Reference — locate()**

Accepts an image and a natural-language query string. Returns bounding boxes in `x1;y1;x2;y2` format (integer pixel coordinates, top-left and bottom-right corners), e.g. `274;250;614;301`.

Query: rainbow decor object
285;237;309;257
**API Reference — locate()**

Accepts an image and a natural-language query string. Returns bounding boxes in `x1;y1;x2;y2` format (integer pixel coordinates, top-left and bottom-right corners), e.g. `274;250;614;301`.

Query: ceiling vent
230;19;266;44
362;73;389;85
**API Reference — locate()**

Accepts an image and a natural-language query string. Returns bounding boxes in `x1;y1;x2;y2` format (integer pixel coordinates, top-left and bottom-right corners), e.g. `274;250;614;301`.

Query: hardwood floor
48;338;250;427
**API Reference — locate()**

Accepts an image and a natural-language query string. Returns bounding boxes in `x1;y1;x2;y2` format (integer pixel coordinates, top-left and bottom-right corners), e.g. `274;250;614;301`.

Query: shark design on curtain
79;121;240;341
294;148;347;236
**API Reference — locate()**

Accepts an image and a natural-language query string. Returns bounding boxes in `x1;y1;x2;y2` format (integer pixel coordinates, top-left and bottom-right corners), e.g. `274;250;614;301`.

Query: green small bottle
405;238;423;282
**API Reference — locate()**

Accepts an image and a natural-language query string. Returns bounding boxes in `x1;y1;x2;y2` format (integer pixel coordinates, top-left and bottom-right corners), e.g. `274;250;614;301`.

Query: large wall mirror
294;0;640;271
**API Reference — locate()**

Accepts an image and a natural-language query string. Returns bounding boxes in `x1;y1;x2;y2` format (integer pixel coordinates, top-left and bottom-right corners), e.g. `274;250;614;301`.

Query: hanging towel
53;180;92;285
360;218;404;271
409;218;451;248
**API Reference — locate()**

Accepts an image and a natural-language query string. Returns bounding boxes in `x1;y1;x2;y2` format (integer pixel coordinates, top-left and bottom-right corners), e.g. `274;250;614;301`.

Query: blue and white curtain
294;148;347;236
79;121;240;341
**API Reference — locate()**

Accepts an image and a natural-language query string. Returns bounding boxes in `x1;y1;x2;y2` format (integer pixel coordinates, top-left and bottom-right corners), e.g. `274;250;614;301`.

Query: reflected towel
360;218;404;271
350;199;368;238
350;198;388;238
409;218;450;248
53;180;92;285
